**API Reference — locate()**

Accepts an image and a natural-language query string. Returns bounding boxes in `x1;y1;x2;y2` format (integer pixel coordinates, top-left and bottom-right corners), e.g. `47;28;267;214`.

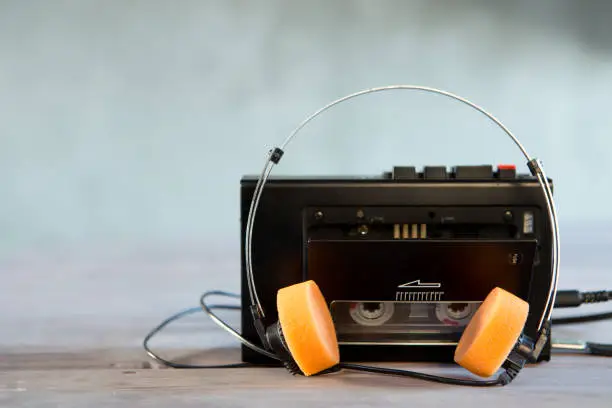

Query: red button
498;164;516;170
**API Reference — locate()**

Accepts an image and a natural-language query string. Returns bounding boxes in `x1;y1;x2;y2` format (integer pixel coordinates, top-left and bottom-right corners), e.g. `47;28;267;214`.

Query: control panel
388;164;517;180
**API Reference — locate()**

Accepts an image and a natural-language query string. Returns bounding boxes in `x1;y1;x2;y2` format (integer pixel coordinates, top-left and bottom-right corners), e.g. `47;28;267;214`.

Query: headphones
240;86;560;386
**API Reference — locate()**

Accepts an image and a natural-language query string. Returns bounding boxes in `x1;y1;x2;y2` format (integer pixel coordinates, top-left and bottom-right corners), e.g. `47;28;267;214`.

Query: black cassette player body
240;164;553;365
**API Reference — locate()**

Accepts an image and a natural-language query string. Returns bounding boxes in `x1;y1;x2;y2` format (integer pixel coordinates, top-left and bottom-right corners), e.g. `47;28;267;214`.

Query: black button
454;165;493;179
392;166;417;180
424;166;447;179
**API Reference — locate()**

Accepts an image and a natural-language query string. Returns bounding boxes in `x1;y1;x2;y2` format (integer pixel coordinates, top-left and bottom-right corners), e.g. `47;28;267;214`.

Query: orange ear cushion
276;280;340;376
454;287;529;378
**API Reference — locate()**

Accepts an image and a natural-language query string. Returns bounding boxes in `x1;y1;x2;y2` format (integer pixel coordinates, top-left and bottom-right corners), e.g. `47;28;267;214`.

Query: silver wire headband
244;85;559;333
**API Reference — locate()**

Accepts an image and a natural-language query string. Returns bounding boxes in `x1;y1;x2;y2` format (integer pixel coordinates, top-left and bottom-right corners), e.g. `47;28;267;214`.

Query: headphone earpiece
454;287;530;377
268;280;340;376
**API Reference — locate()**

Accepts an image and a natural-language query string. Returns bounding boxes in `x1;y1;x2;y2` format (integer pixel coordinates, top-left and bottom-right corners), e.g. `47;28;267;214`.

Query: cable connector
531;320;551;362
499;334;535;385
583;290;611;304
249;304;270;350
554;290;583;308
269;147;284;164
554;290;611;308
499;322;552;385
527;158;542;177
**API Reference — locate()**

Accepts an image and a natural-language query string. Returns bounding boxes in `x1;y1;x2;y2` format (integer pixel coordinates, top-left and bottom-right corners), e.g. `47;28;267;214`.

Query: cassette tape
330;300;482;345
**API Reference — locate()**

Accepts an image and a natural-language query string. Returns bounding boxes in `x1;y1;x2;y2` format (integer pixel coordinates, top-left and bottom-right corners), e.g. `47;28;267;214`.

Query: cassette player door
305;239;537;345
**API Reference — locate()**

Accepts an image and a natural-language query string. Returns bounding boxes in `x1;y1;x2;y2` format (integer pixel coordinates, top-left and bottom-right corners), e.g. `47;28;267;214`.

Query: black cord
145;287;611;374
585;342;612;356
554;290;611;308
552;311;612;325
143;303;254;369
145;299;511;385
552;289;612;325
339;363;504;387
144;299;511;385
199;291;280;361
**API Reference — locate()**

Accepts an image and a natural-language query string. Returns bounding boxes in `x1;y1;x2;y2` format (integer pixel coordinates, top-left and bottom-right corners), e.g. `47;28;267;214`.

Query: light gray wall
1;0;611;263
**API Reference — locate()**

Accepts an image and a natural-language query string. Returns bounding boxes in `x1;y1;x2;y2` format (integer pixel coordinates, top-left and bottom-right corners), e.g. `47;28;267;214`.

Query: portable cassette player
240;164;553;365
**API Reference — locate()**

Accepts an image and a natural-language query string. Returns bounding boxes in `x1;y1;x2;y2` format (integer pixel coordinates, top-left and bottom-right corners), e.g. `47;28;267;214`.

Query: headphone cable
143;288;611;379
552;311;612;325
143;291;280;369
143;304;254;369
144;291;508;386
338;363;504;386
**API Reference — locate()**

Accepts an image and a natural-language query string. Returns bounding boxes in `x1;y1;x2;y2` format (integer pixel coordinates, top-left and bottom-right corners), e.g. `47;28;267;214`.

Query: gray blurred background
1;1;611;351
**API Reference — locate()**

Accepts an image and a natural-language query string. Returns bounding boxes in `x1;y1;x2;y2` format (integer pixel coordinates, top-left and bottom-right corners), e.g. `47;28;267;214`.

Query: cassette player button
497;164;517;179
392;166;417;180
454;165;493;179
424;166;447;179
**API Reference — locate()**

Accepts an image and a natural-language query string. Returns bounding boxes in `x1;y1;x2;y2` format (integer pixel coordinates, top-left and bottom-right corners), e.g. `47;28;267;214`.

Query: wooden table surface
1;231;611;407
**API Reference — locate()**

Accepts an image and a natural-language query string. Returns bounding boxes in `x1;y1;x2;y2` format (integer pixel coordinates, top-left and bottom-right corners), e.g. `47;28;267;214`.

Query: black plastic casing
239;170;553;365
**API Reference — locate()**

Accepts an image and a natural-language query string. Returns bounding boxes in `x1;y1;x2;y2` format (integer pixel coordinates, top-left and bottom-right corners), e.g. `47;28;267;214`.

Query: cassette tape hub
240;166;553;364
